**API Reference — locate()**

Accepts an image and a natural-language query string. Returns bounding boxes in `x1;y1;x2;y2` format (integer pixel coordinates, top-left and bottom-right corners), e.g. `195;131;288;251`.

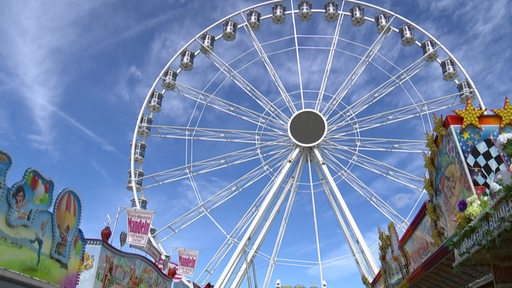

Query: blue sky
0;0;511;287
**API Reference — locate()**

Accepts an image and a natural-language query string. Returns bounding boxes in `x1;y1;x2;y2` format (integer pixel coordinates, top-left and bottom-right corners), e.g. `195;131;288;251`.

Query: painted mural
433;125;474;237
77;239;172;288
0;149;85;287
378;223;408;288
401;206;436;273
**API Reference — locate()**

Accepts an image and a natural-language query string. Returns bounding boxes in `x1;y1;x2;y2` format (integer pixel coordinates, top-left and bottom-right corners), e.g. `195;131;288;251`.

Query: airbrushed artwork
0;149;85;287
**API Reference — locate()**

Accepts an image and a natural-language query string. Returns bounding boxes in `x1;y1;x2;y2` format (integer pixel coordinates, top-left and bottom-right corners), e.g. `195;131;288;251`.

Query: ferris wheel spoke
241;19;296;114
321;149;409;230
328;54;429;123
325;135;425;153
315;1;346;111
322;15;396;118
154;148;289;242
144;139;289;188
151;125;286;143
290;4;305;109
324;144;423;190
203;47;289;124
173;82;285;133
330;92;458;135
198;182;271;284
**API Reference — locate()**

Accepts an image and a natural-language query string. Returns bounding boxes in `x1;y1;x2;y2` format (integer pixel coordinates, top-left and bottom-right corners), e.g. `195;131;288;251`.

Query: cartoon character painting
30;220;49;266
12;186;31;220
435;129;473;237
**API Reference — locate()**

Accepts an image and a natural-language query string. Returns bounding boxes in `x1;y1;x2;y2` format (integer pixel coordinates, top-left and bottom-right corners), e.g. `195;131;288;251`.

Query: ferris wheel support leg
312;148;379;279
216;147;302;288
311;156;371;279
231;155;306;287
262;159;305;288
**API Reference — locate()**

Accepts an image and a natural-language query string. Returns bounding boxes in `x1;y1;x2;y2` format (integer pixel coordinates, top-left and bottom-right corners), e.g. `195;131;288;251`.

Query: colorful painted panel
433;124;474;237
402;213;435;272
379;223;408;288
0;149;85;287
434;116;512;237
78;240;172;288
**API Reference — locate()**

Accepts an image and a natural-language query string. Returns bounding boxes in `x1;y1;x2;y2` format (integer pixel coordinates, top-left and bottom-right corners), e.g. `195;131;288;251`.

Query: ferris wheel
128;0;485;286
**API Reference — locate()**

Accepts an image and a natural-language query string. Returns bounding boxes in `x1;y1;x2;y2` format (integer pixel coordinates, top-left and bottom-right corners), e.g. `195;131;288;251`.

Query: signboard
126;207;154;246
130;236;162;261
178;248;200;276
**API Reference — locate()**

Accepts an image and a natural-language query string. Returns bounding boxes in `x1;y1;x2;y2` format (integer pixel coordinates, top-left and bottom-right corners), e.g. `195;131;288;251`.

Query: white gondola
440;58;458;81
457;80;475;103
272;4;286;24
421;40;438;62
375;12;390;34
350;5;365;26
298;1;312;21
131;197;148;209
131;141;147;165
324;1;339;22
161;69;177;90
137;115;153;137
200;33;215;54
127;169;144;192
147;90;163;113
247;10;261;30
179;50;195;71
399;24;415;46
223;20;238;41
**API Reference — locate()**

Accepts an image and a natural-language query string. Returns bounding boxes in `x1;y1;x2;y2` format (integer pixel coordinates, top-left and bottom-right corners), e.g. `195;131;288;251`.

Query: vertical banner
126;208;154;246
178;248;200;276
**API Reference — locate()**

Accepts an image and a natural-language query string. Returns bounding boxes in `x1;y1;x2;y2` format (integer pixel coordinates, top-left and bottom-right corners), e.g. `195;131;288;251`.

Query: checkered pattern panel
466;138;508;188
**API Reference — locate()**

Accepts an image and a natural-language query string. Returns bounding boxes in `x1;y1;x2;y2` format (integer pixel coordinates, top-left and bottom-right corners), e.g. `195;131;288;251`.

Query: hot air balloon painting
51;189;82;264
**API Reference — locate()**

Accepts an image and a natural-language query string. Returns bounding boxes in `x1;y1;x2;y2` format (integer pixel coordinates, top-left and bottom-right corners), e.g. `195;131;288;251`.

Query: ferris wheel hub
288;109;327;147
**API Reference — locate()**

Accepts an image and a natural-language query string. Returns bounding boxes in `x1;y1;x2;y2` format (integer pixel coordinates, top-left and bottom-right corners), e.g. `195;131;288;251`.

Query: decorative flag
126;208;154;246
178;248;200;277
466;138;508;188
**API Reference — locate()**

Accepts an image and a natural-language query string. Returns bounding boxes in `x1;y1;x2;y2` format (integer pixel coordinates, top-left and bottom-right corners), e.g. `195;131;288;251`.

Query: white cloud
0;1;115;151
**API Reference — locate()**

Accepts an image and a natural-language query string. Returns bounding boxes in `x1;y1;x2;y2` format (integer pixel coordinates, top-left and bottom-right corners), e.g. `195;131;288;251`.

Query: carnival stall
370;99;512;288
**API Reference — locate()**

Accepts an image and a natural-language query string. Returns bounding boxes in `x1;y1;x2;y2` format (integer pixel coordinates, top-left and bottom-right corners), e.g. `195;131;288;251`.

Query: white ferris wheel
128;0;485;287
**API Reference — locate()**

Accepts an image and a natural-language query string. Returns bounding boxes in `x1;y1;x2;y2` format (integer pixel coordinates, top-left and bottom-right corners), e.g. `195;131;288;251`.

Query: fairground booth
369;99;512;288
